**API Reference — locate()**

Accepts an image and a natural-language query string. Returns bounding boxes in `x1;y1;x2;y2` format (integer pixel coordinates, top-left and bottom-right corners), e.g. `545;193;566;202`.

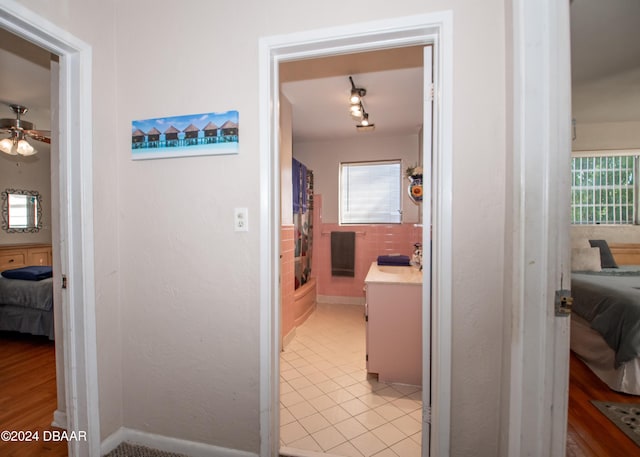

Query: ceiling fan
0;104;51;156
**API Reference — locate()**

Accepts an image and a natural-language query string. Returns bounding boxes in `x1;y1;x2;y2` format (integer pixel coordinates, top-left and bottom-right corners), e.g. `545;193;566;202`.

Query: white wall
14;0;507;455
280;95;293;225
572;120;640;151
293;134;421;224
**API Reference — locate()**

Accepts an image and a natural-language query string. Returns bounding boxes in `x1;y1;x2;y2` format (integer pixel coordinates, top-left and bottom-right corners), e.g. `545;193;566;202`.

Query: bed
0;266;54;340
570;241;640;395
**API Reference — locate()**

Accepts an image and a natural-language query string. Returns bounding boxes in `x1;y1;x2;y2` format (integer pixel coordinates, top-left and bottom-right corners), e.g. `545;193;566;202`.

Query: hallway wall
16;0;508;455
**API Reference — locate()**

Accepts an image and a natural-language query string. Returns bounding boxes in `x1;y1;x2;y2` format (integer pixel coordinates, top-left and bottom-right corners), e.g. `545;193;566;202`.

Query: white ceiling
570;0;640;123
0;28;52;130
280;47;424;142
1;0;639;137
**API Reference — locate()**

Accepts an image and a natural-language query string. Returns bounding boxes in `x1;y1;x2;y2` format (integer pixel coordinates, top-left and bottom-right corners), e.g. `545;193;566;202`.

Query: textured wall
13;0;508;455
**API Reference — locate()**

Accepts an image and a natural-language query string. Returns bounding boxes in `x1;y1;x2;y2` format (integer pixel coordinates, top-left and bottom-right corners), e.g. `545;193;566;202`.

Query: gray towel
331;231;356;277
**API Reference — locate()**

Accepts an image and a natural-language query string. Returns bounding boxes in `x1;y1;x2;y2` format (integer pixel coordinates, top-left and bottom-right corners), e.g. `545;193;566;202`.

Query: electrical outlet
234;207;249;232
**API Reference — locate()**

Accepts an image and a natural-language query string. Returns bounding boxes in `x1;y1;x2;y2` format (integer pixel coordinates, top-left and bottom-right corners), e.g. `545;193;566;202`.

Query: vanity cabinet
365;262;422;386
0;244;52;271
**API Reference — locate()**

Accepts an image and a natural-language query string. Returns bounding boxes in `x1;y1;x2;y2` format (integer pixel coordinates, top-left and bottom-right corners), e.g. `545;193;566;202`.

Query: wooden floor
567;351;640;457
0;331;67;457
0;332;637;457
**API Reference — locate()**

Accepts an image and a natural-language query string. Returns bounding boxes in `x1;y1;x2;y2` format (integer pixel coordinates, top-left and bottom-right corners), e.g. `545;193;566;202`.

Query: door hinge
62;275;67;289
366;354;368;362
555;289;572;316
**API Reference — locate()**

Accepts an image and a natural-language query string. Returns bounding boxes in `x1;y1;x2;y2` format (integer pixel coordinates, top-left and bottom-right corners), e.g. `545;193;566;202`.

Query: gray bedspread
572;269;640;368
0;276;53;311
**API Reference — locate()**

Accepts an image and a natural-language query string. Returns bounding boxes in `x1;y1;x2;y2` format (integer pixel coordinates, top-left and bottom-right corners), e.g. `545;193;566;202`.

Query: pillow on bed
571;247;602;272
1;265;53;281
588;239;618;269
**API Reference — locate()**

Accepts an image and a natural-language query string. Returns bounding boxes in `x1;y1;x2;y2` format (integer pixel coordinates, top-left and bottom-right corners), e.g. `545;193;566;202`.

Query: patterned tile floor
280;302;423;457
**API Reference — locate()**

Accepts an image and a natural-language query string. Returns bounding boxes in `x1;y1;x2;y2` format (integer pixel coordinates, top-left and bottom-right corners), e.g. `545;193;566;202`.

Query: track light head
350;88;366;104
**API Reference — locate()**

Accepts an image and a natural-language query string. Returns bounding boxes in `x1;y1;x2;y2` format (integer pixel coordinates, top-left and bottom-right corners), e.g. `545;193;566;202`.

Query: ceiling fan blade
24;129;51;144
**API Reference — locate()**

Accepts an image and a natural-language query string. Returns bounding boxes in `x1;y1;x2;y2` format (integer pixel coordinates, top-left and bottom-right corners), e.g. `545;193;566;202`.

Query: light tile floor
280;302;423;457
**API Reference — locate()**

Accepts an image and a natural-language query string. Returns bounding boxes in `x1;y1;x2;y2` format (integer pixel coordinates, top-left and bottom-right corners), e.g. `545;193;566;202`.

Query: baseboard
317;295;365;306
294;300;316;327
282;326;297;350
51;409;67;430
101;427;258;457
280;446;343;457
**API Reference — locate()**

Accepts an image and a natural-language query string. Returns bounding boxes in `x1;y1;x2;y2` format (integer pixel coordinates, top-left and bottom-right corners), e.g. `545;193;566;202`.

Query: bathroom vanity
364;262;422;386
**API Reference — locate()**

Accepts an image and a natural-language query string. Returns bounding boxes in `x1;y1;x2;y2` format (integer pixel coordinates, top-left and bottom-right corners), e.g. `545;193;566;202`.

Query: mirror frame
1;188;43;233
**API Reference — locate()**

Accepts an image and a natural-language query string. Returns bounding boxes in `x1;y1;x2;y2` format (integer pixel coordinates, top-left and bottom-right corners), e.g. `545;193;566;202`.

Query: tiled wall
281;225;296;340
312;195;423;299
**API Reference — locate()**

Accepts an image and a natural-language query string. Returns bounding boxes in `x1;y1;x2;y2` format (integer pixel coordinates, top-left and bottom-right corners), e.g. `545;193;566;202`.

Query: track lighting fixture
348;76;374;132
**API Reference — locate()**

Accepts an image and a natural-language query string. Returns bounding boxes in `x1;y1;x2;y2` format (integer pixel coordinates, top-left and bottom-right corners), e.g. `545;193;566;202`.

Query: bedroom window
571;154;639;225
339;160;402;224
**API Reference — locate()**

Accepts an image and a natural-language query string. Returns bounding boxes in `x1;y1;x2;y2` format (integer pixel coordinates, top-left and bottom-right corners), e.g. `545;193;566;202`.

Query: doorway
0;3;101;456
279;46;427;456
259;12;454;457
0;27;63;454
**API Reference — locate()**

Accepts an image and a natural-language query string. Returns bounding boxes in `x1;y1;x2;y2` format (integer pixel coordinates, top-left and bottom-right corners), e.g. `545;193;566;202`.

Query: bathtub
293;276;317;327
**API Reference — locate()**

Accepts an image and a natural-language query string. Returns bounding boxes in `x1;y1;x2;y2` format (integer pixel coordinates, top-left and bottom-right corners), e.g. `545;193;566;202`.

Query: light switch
234;207;249;232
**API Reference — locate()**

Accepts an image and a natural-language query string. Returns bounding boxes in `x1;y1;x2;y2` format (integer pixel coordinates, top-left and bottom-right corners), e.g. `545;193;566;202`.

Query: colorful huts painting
131;110;239;160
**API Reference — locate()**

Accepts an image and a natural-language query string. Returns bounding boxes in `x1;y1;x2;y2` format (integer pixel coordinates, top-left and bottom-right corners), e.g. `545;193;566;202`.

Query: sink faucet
412;243;423;271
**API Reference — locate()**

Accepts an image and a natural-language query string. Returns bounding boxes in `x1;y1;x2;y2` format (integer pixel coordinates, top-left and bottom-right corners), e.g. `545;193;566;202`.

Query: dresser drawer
27;247;52;266
0;251;27;271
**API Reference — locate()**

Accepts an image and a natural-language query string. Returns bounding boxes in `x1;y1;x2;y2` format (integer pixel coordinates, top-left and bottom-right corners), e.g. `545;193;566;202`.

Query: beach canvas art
131;110;239;160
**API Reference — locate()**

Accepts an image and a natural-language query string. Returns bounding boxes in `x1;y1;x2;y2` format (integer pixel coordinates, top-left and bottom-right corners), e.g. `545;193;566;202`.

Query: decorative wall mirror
1;188;42;233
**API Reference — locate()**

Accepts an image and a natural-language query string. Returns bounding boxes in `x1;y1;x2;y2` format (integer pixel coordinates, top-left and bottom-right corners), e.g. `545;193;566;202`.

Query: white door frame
259;12;453;456
0;2;101;457
502;0;572;456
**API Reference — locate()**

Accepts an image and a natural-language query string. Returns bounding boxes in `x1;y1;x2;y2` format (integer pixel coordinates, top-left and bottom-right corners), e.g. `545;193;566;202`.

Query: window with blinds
339;160;402;224
571;154;638;225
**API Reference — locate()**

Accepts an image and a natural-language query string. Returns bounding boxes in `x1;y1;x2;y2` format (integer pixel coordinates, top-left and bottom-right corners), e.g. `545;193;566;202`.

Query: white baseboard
101;427;258;457
317;295;365;306
51;410;67;429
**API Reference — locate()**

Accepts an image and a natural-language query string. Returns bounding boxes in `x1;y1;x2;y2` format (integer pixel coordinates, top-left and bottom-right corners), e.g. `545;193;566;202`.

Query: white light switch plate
234;207;249;232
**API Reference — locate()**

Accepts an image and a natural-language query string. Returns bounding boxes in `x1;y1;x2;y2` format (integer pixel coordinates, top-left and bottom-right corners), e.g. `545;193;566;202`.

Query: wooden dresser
0;244;52;271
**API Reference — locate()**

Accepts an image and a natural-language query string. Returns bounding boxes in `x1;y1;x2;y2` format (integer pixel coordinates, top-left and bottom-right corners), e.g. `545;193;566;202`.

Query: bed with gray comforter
572;267;640;369
0;275;54;339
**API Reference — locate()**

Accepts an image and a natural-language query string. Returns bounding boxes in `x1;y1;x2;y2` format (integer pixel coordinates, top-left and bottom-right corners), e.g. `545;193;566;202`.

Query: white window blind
339;160;402;224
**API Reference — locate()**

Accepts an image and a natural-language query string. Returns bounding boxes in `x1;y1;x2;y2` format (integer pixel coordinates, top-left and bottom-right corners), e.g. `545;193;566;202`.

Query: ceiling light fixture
348;76;375;132
0;132;36;156
0;104;51;156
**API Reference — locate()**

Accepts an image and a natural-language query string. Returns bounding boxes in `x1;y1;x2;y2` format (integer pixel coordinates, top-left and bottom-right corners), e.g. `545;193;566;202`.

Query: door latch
62;275;67;289
555;289;573;316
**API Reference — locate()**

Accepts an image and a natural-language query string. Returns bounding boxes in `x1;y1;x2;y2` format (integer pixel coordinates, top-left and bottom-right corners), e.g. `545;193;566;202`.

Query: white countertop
364;262;423;285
